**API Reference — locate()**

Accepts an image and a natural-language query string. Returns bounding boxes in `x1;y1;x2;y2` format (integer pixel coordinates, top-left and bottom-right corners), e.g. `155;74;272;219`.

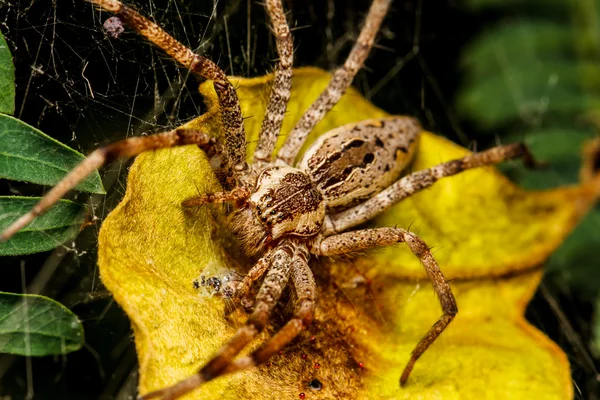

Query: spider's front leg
0;129;219;241
140;241;305;400
223;249;316;375
311;227;458;385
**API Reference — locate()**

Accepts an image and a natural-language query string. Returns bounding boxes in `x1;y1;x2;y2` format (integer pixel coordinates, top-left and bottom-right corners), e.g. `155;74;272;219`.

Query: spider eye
308;379;322;391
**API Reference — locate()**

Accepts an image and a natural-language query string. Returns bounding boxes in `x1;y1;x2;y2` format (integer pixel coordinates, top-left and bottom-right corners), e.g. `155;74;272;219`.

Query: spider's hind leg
325;142;540;234
276;0;392;165
252;0;294;168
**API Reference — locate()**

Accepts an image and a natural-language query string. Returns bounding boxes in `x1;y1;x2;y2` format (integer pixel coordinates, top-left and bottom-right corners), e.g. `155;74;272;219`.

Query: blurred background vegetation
0;0;598;398
458;1;600;397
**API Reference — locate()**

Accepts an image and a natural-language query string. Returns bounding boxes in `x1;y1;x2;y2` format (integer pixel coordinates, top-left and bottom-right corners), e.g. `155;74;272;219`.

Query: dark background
0;0;597;398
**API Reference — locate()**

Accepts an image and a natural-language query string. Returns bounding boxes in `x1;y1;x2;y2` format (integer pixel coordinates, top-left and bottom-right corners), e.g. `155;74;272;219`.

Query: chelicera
0;0;538;398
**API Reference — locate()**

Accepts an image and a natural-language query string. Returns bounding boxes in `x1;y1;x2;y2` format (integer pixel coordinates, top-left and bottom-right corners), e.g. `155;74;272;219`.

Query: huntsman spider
0;0;537;398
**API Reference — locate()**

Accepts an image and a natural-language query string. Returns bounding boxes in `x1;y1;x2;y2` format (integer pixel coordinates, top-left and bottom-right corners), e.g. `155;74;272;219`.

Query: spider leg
253;0;294;167
0;129;217;242
312;227;458;386
235;251;275;309
224;253;315;374
324;142;537;234
181;187;251;208
87;0;248;177
139;241;297;400
276;0;392;165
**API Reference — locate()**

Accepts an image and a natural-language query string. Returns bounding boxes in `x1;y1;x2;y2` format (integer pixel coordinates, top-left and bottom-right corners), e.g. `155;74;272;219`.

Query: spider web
0;0;596;398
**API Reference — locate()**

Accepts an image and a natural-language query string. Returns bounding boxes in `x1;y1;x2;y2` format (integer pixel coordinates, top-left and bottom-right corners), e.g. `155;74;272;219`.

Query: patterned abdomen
299;117;421;210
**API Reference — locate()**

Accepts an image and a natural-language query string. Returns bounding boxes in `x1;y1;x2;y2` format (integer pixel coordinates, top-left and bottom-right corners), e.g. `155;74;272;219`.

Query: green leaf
0;114;105;194
0;197;87;256
0;31;15;115
457;0;600;305
545;209;600;296
0;292;83;356
499;129;595;189
457;64;600;129
460;21;574;81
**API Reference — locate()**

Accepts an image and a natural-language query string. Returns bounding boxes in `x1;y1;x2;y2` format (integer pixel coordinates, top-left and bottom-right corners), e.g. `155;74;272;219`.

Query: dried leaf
99;68;599;399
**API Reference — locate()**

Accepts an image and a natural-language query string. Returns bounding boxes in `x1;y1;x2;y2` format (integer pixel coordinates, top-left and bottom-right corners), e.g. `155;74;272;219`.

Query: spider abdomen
299;117;421;210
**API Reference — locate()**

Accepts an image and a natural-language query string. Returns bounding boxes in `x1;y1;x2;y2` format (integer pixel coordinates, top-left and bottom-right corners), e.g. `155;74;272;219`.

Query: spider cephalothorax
0;0;538;399
231;165;326;255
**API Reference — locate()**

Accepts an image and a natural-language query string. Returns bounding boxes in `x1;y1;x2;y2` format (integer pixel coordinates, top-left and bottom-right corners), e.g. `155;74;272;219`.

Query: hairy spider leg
312;227;458;385
253;0;294;167
222;253;316;373
235;250;275;309
324;142;538;234
185;0;293;203
164;248;316;395
0;129;216;242
87;0;248;178
181;187;252;208
139;242;298;400
276;0;392;166
182;0;293;209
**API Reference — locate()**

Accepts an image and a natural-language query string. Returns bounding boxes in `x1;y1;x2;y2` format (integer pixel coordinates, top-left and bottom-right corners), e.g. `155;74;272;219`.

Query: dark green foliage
0;197;87;256
0;292;83;356
0;30;88;358
0;33;14;115
0;29;104;256
458;0;600;372
0;115;105;194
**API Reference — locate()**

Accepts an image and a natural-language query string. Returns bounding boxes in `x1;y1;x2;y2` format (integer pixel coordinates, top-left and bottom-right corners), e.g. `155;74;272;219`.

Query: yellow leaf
98;68;599;399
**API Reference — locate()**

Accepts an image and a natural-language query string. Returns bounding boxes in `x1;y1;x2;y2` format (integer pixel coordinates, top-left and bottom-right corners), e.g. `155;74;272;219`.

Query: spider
0;0;538;398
